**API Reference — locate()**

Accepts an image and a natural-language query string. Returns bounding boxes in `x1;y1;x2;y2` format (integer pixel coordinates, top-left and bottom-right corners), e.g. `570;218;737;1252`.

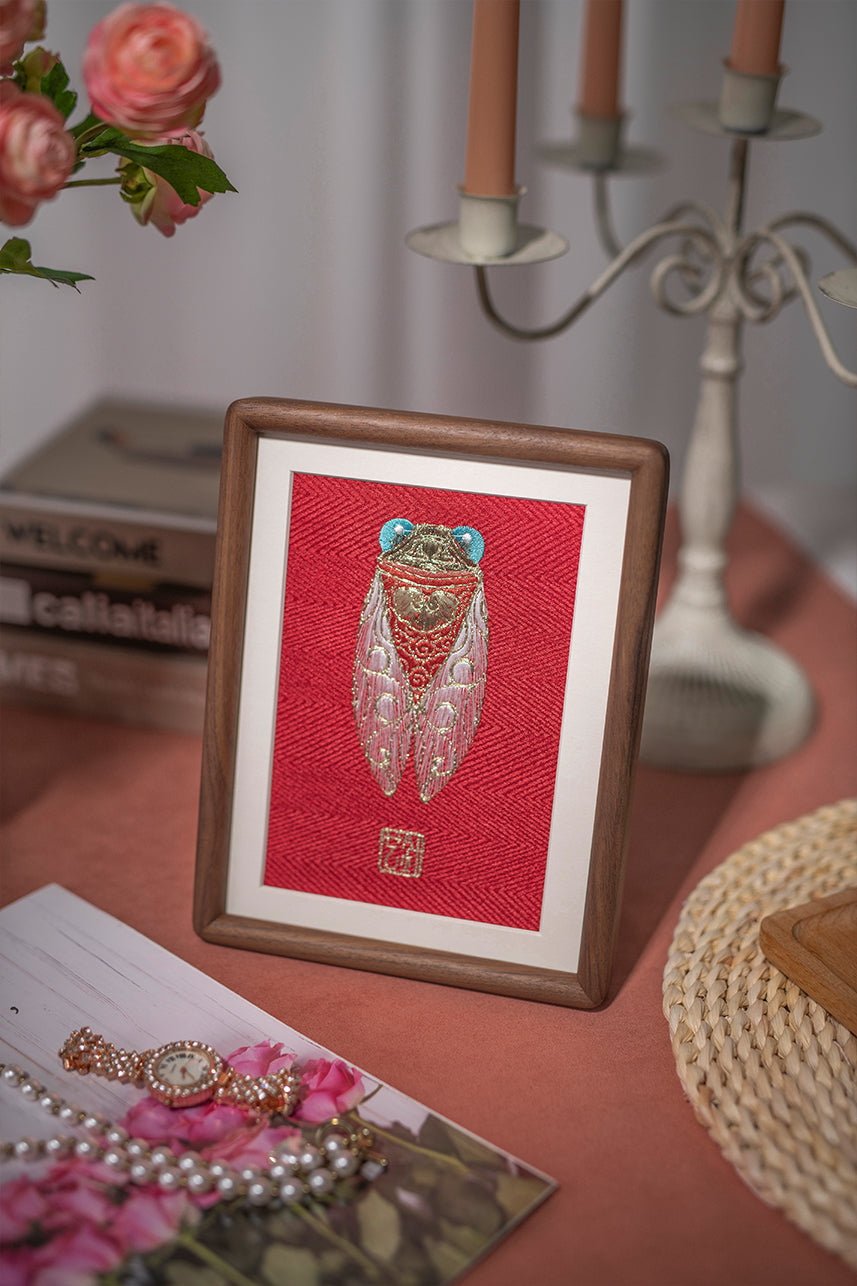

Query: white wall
1;1;854;593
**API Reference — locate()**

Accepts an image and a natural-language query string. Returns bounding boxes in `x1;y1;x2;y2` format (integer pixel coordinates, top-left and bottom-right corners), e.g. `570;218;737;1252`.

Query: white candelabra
407;77;857;773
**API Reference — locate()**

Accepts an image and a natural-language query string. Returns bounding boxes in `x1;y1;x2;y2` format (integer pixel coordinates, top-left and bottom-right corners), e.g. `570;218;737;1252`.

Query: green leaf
355;1189;402;1262
433;1173;503;1237
40;59;77;121
0;238;94;288
447;1129;509;1168
495;1171;554;1219
260;1245;320;1286
115;139;236;204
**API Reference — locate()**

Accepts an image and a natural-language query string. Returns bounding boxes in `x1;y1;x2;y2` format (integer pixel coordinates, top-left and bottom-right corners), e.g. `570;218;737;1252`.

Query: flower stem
173;1229;262;1286
74;123;111;152
347;1115;469;1172
293;1205;384;1280
63;178;122;188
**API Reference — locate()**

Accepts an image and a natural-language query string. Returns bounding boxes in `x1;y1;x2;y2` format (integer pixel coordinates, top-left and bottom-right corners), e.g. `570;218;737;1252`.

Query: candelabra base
640;603;815;771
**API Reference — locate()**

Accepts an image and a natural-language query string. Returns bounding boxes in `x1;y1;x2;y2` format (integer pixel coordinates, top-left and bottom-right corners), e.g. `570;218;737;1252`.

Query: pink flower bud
0;80;75;226
16;43;60;91
119;127;216;237
83;2;221;136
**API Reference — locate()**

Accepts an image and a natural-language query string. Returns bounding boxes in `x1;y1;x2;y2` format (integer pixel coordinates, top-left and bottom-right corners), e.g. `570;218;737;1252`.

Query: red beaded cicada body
352;520;488;802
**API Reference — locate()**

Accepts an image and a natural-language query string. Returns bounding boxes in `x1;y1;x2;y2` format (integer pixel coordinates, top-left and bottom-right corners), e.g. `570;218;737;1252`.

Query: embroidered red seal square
263;472;585;931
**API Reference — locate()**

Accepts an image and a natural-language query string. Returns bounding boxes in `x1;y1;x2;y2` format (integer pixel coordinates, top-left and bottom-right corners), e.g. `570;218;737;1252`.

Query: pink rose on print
23;1223;124;1286
227;1040;296;1078
121;1095;248;1150
295;1058;366;1124
83;2;220;136
39;1160;118;1230
0;0;44;72
0;80;75;225
0;1245;33;1286
199;1122;302;1172
0;1172;50;1241
110;1186;195;1254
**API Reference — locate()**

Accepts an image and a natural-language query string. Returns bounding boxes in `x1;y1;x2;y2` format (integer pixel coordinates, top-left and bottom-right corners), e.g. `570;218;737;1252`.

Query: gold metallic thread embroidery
353;521;488;802
378;828;425;878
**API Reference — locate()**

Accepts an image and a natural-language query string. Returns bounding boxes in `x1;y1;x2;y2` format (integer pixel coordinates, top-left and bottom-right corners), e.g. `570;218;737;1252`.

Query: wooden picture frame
193;398;668;1007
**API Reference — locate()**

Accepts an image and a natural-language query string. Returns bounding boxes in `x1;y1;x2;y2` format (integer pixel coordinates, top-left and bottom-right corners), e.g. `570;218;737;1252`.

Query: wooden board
760;886;857;1035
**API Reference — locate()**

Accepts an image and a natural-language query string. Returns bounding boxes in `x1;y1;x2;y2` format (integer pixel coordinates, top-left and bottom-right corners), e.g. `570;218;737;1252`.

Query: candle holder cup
573;110;625;169
458;187;524;258
718;59;786;134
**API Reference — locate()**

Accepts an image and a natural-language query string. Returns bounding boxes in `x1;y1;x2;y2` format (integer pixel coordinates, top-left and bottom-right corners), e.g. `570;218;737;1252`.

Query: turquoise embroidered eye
379;518;414;551
452;526;484;563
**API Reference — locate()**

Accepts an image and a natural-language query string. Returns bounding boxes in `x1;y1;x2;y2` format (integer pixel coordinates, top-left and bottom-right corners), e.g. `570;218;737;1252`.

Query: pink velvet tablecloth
2;505;856;1286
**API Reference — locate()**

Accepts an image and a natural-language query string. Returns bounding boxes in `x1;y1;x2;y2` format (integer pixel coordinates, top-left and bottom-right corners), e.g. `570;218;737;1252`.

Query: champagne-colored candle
578;0;624;119
729;0;785;75
463;0;520;197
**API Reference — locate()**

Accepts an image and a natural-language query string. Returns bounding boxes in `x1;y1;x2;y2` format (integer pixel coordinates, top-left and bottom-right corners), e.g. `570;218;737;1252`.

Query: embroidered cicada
352;519;488;802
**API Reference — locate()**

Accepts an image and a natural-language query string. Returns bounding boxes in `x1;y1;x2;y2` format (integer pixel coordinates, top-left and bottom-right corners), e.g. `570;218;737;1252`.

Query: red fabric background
263;472;585;929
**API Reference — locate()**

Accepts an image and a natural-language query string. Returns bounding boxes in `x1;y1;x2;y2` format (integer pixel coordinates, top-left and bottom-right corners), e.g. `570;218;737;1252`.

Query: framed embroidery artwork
194;399;668;1007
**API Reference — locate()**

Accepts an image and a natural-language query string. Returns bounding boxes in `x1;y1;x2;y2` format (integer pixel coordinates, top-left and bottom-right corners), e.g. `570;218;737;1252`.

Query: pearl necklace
0;1060;385;1209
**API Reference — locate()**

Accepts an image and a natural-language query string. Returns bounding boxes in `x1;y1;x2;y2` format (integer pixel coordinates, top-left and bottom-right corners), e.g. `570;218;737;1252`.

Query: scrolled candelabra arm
748;227;857;387
766;211;857;263
591;166;725;263
475;216;722;342
732;234;802;325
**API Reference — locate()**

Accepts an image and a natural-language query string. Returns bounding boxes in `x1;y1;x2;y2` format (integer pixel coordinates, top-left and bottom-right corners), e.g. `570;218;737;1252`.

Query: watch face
145;1041;223;1106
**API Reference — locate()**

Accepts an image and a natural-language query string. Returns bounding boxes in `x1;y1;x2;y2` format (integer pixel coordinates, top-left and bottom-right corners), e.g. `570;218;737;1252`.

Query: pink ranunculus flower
0;80;76;226
0;0;44;73
82;2;221;136
294;1058;366;1124
119;127;215;237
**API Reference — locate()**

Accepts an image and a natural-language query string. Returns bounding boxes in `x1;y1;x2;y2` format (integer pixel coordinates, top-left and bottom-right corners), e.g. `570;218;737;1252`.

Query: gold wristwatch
59;1027;301;1113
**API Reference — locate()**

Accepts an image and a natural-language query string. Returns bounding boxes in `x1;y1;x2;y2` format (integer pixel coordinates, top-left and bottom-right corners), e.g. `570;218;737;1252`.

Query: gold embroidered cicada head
379;522;482;573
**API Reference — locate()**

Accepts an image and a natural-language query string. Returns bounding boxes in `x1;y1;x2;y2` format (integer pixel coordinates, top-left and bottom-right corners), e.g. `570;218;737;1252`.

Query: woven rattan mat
663;799;857;1268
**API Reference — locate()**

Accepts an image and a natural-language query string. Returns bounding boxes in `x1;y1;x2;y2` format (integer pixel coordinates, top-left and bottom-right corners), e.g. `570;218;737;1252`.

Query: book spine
0;564;211;656
0;628;208;733
0;499;215;587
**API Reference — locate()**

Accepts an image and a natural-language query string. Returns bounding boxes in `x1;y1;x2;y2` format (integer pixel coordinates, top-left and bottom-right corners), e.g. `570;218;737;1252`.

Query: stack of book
0;400;223;731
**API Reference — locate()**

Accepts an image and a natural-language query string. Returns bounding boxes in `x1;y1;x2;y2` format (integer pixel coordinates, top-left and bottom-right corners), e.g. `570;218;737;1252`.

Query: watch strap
59;1028;154;1085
